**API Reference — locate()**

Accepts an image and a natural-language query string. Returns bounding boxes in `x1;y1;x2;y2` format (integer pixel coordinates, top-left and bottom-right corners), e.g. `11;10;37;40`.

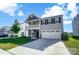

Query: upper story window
51;18;55;24
32;21;37;25
59;17;61;23
41;20;45;25
35;21;39;24
28;22;31;25
45;19;48;24
48;19;51;24
54;17;61;23
41;16;62;25
28;21;39;25
41;19;48;25
41;20;42;25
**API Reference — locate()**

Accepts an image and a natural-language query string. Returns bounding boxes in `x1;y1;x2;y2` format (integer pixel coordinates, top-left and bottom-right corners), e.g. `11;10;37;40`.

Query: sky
0;3;79;32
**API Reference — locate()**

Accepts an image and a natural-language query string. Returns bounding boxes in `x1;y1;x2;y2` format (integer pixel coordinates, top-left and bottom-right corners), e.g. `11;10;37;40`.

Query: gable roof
26;13;38;21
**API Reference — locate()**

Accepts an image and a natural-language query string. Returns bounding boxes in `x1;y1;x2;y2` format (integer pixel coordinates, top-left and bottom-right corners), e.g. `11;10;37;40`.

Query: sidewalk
0;49;11;55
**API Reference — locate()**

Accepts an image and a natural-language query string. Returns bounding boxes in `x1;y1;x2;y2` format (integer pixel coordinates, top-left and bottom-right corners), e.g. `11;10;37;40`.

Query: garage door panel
42;32;61;39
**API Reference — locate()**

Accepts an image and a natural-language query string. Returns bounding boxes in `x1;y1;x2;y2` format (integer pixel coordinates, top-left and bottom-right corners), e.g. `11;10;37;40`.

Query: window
29;22;31;25
48;19;51;24
59;17;61;23
41;20;42;25
51;18;55;24
32;21;39;25
45;19;48;24
41;20;45;25
36;21;39;24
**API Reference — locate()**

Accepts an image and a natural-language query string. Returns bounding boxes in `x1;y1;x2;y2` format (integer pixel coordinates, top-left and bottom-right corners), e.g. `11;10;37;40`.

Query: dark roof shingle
26;13;38;21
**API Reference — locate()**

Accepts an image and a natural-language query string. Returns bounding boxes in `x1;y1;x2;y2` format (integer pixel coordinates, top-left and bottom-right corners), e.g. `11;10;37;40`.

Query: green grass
0;43;18;50
0;37;32;50
64;34;79;55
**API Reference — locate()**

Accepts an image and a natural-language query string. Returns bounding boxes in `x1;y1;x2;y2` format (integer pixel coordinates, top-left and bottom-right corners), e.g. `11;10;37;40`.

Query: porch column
39;19;41;39
31;30;34;38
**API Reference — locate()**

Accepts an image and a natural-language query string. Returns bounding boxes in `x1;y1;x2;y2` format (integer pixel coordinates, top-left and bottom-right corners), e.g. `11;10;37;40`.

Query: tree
11;19;20;37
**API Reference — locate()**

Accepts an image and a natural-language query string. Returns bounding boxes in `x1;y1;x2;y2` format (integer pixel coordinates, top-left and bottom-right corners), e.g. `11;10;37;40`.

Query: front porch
28;29;41;39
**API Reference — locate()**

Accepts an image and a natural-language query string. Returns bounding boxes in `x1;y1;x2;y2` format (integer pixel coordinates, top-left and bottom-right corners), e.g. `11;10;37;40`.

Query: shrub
0;37;31;45
62;32;70;41
72;36;79;40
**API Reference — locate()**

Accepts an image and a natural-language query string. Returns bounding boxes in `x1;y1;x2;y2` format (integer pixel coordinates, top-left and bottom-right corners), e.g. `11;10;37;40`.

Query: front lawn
0;37;32;50
63;34;79;55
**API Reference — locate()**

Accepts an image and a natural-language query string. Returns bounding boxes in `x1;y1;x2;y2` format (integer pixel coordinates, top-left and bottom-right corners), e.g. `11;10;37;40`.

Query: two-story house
0;26;12;37
18;13;63;39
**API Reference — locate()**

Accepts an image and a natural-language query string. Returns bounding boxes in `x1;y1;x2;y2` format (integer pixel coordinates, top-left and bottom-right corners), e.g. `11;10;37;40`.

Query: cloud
18;11;24;16
67;3;76;10
57;3;67;8
41;3;78;25
67;3;78;19
41;6;63;18
63;20;72;24
0;3;18;16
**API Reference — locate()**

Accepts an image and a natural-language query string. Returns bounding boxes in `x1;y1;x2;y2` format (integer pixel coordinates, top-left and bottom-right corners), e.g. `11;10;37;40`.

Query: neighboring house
18;13;63;39
0;26;13;37
72;14;79;36
18;22;28;37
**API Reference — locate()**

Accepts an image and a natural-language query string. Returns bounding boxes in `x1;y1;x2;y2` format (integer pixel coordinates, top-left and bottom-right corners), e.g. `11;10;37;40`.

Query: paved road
8;39;70;55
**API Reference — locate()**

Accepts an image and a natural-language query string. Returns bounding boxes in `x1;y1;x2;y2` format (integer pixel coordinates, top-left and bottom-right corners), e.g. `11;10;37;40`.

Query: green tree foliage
11;19;20;36
62;32;70;41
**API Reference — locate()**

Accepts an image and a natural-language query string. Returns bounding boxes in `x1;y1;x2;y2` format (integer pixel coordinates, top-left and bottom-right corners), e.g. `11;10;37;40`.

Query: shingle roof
73;14;79;21
26;13;38;21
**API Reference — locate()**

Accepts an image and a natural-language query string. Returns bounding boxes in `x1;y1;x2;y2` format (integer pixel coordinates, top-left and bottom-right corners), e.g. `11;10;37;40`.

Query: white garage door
41;31;61;39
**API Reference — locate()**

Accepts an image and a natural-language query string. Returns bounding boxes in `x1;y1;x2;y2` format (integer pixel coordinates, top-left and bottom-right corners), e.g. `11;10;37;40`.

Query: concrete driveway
8;39;70;55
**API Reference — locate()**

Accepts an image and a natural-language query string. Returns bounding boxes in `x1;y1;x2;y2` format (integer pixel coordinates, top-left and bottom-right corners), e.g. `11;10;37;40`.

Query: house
18;22;28;37
72;14;79;36
0;26;12;37
18;13;63;39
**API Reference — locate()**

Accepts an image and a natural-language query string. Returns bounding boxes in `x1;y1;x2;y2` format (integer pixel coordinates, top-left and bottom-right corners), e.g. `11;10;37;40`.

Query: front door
34;30;39;38
36;30;39;38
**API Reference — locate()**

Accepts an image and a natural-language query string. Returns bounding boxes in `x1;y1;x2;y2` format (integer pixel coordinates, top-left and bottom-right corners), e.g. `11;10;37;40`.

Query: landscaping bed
63;33;79;55
0;37;32;50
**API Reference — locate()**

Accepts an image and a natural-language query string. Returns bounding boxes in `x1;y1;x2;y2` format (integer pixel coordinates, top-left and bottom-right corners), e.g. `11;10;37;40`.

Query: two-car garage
41;30;61;39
